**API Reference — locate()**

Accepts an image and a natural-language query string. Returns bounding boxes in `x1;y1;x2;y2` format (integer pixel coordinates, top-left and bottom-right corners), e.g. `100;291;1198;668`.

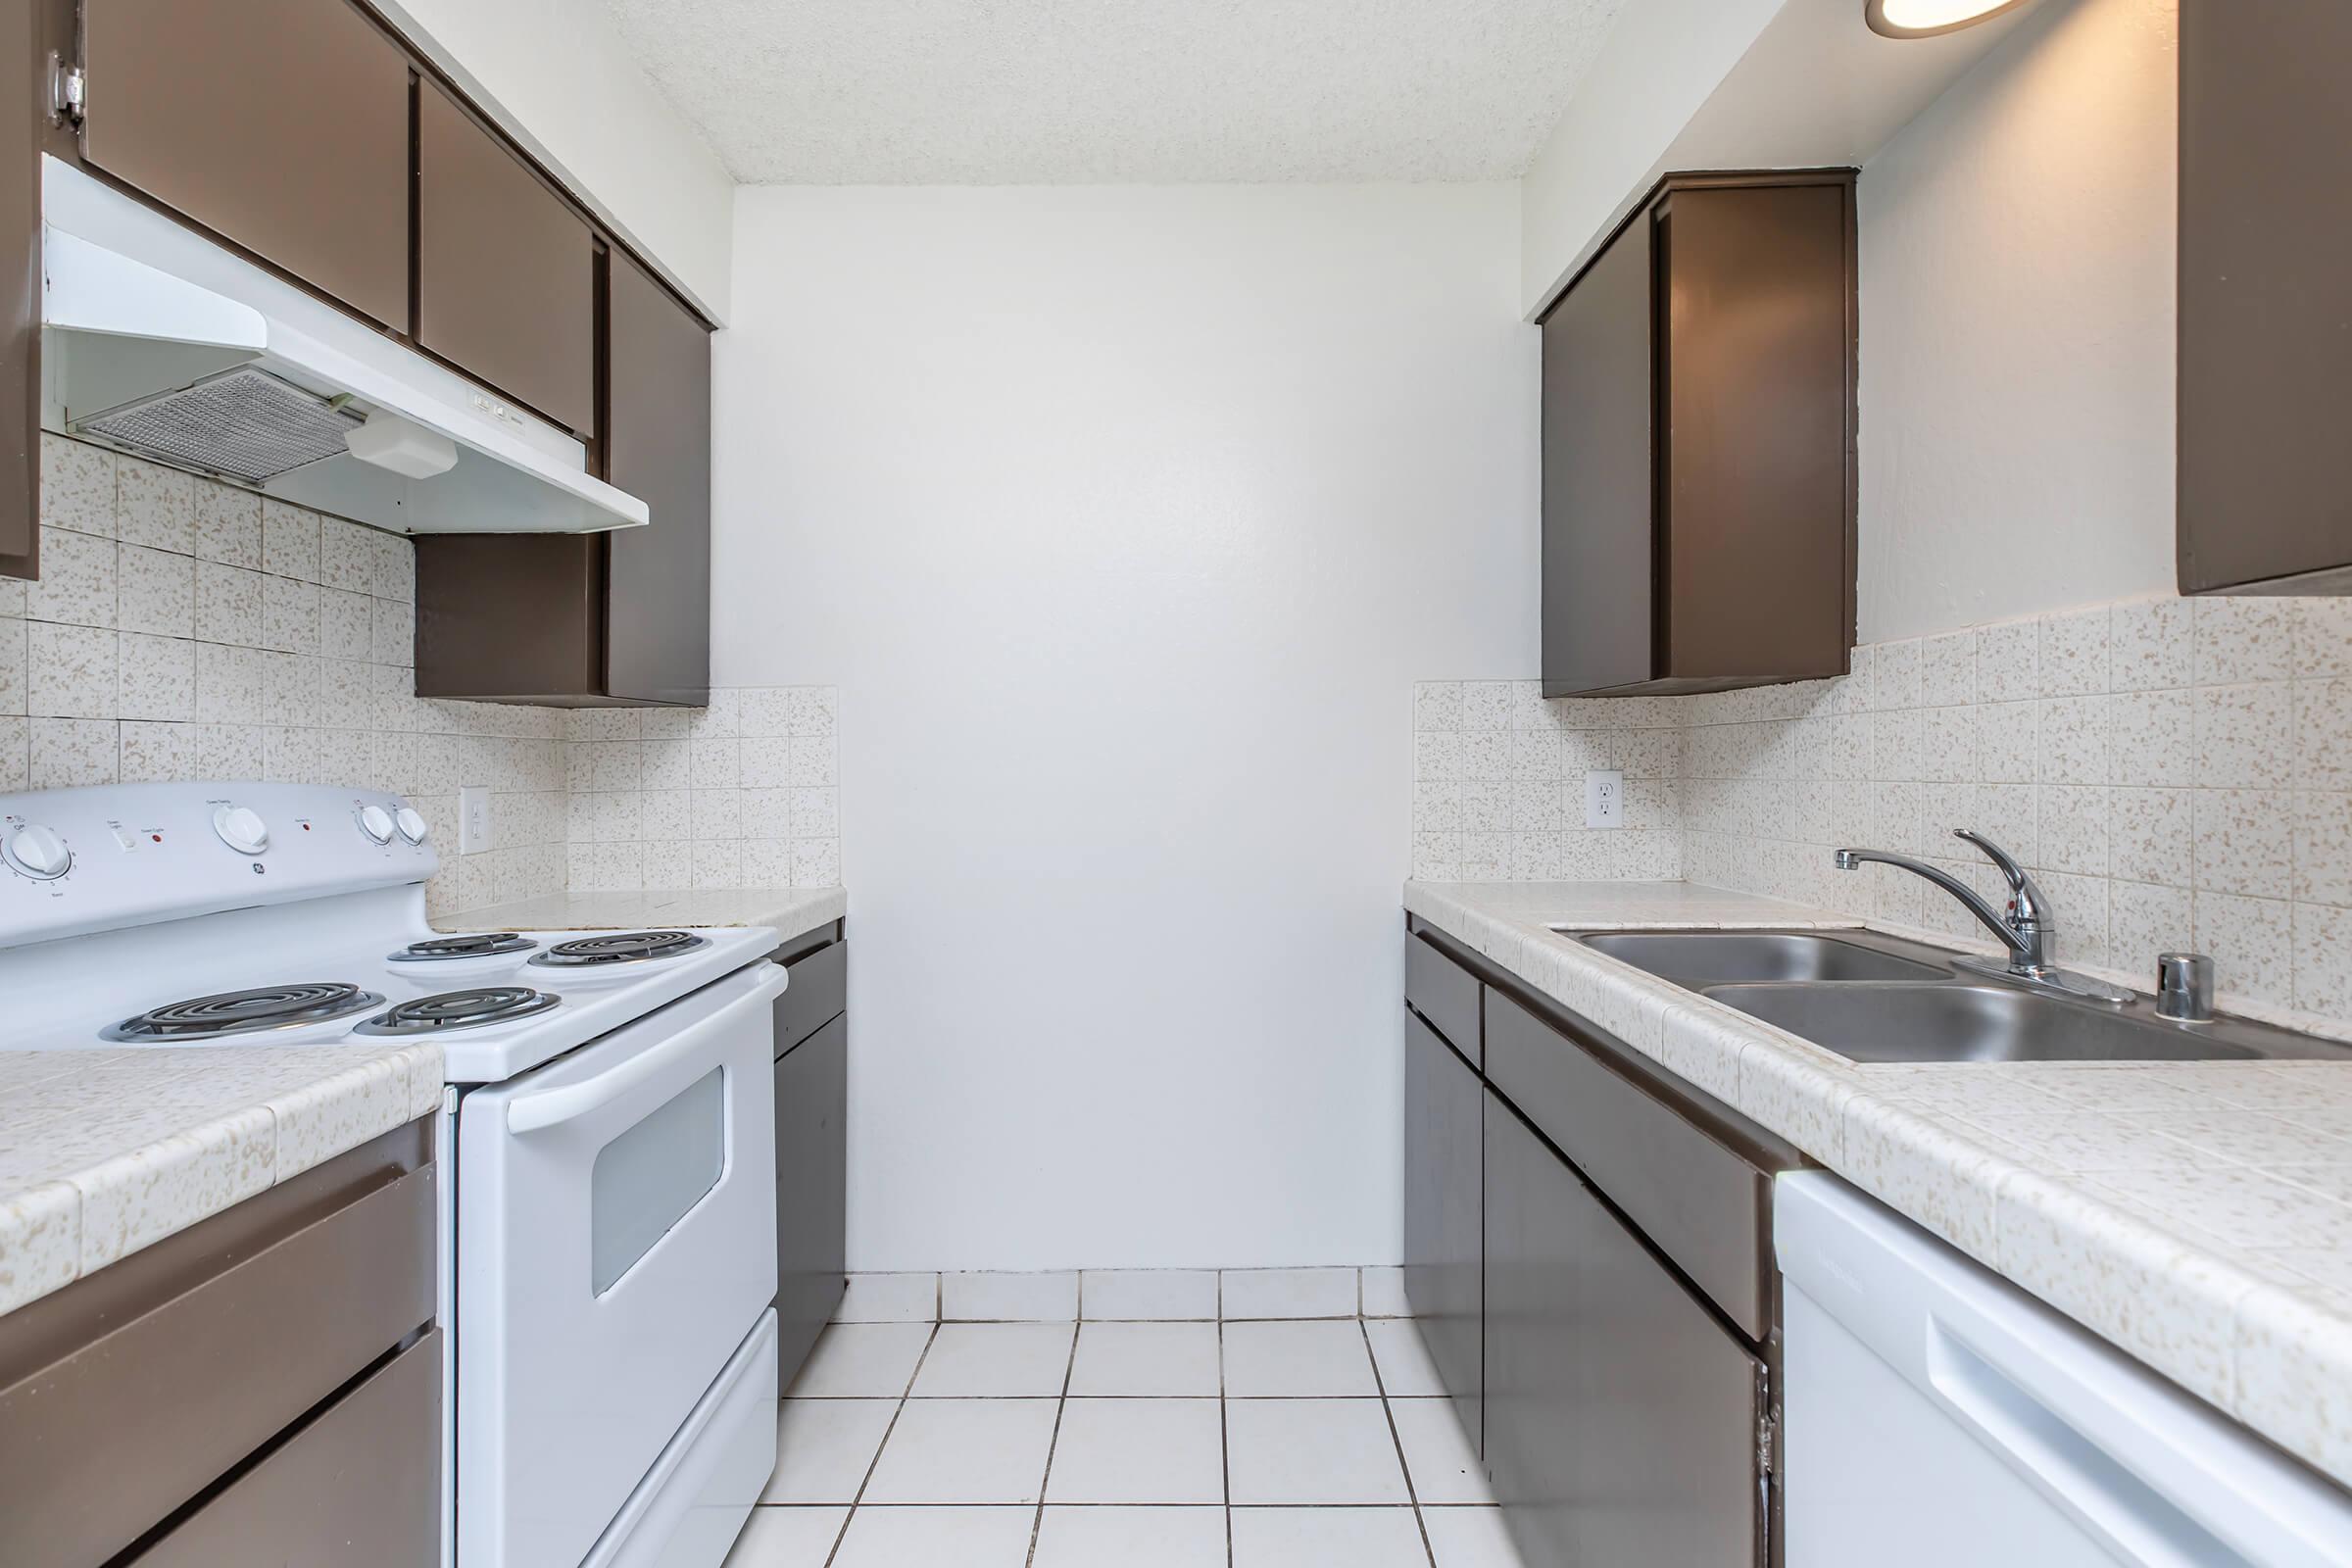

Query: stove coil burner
358;987;561;1036
388;932;538;962
104;982;386;1043
528;931;708;969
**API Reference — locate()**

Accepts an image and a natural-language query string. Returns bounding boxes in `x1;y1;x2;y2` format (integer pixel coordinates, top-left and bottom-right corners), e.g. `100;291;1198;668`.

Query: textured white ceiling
597;0;1631;184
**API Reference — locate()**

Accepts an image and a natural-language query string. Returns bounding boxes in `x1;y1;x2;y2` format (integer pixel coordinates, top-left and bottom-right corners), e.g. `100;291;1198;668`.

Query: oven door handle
506;966;789;1135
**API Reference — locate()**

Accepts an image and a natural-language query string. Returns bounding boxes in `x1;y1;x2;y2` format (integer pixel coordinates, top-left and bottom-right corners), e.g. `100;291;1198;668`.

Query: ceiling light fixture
1865;0;2035;38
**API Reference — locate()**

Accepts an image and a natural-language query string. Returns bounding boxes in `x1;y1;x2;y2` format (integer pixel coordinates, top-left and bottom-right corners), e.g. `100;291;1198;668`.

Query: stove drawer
0;1125;436;1568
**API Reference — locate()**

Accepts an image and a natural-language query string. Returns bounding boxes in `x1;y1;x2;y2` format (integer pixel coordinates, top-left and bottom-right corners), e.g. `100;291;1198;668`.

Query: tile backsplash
558;686;843;894
1415;594;2352;1032
1408;682;1683;882
8;436;847;912
6;435;568;915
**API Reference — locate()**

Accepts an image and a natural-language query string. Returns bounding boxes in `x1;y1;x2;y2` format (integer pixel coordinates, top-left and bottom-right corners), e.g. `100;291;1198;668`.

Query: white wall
715;185;1537;1269
1855;0;2178;642
372;0;736;321
1520;0;1784;317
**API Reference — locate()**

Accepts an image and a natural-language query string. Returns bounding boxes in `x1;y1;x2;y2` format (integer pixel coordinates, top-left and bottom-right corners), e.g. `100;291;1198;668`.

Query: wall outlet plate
1586;769;1625;830
458;786;494;856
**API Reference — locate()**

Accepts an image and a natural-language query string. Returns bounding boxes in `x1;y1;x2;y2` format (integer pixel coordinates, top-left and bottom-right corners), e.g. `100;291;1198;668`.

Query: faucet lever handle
1951;829;2049;929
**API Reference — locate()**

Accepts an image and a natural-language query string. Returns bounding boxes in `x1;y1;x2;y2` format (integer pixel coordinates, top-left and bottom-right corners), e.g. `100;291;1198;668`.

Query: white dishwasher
1775;1172;2352;1568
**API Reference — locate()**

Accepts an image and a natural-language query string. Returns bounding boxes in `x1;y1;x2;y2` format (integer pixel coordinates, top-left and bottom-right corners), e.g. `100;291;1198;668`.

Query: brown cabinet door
416;82;596;436
1;0;41;579
80;0;411;331
1657;182;1854;684
1484;1090;1764;1568
605;250;711;705
1403;1008;1484;1453
1540;215;1655;698
2178;0;2352;593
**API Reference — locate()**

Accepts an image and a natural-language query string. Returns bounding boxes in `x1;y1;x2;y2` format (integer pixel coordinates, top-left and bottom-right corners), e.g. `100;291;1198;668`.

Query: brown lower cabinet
1540;172;1857;698
1402;1005;1484;1453
0;1119;439;1568
1402;918;1795;1568
773;927;850;1390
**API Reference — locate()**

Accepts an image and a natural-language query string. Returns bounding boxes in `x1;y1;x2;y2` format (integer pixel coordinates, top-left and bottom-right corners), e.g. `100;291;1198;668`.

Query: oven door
457;962;785;1568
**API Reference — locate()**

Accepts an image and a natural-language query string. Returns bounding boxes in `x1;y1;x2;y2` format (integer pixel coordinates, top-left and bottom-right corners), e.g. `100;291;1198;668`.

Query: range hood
38;156;646;535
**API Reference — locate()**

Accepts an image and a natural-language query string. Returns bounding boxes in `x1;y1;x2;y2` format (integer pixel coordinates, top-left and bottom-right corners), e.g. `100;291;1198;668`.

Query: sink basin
1701;984;2259;1064
1573;931;1950;987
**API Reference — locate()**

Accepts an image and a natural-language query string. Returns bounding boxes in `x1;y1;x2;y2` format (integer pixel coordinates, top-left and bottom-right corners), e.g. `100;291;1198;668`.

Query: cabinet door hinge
49;54;86;126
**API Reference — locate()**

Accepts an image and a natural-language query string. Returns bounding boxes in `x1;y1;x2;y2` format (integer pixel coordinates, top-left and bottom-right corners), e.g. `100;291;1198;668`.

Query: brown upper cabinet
1540;172;1857;699
2;0;44;579
78;0;413;333
414;250;711;707
2177;0;2352;595
416;82;597;438
603;249;713;706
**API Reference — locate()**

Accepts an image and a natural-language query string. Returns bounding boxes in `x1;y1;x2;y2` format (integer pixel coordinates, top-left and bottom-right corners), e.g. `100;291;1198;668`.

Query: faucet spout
1834;846;2036;964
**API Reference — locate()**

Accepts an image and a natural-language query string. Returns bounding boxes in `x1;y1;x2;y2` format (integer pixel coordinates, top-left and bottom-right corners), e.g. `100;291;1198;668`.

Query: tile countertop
433;886;848;946
0;1045;443;1317
1408;879;2352;1490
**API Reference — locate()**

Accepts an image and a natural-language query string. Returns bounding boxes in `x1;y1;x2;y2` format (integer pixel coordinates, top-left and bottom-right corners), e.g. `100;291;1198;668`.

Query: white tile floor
723;1269;1528;1567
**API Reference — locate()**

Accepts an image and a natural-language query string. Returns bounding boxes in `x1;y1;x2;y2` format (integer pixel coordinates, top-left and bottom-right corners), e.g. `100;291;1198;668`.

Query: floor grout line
1360;1316;1441;1568
818;1318;943;1567
774;1307;1500;1565
1021;1321;1081;1566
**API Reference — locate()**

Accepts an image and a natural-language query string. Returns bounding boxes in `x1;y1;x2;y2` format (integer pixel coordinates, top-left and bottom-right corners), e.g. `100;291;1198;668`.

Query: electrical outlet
1586;769;1625;830
459;786;494;856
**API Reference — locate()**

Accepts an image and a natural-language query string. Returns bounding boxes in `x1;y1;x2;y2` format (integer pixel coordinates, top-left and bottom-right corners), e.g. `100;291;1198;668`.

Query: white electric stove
0;780;788;1568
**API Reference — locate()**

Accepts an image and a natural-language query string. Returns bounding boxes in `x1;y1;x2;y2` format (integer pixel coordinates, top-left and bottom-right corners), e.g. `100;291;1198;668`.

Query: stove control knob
394;807;429;846
356;805;395;845
213;805;270;857
5;823;72;880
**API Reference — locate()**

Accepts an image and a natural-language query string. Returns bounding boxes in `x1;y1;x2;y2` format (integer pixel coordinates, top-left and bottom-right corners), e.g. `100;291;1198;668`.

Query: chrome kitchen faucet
1834;830;2133;1004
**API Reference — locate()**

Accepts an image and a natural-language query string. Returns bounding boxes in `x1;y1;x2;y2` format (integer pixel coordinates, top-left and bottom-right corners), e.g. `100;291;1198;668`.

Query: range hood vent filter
75;366;366;485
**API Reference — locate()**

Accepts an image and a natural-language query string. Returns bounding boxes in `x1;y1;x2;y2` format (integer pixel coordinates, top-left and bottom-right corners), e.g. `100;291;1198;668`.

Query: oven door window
589;1065;726;1296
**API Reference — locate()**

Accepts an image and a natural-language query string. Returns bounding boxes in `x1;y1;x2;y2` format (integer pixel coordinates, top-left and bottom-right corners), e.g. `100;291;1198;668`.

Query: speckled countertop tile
1408;878;2352;1489
0;1044;442;1316
433;885;847;945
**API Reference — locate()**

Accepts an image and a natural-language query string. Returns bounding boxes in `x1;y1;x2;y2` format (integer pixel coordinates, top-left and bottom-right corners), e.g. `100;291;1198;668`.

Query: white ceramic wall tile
1659;593;2352;1033
1081;1268;1219;1320
13;439;570;912
840;1271;941;1323
1408;679;1683;882
943;1269;1080;1322
1219;1266;1359;1319
555;686;844;892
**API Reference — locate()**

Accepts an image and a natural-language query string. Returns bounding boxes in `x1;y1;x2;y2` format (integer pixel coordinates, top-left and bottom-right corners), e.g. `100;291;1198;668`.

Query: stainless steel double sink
1557;929;2344;1064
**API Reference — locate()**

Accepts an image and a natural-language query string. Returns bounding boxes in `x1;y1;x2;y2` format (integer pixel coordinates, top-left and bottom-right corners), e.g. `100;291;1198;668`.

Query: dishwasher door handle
1926;1314;2346;1568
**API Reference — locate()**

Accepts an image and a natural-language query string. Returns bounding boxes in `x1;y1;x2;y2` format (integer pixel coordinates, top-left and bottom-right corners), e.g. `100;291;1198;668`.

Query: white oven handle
506;966;788;1134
